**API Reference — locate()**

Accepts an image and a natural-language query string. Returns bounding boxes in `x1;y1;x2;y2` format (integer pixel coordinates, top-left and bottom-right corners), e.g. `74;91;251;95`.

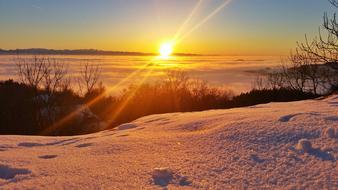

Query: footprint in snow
250;154;265;163
279;114;298;122
17;142;43;147
328;101;338;106
38;155;58;159
325;116;338;121
116;123;138;131
17;138;81;148
75;143;93;148
144;117;168;123
279;112;320;122
0;165;31;180
152;167;191;187
116;134;129;138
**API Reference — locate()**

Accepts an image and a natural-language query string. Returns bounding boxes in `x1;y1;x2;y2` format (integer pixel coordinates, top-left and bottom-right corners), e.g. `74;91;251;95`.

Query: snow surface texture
0;96;337;189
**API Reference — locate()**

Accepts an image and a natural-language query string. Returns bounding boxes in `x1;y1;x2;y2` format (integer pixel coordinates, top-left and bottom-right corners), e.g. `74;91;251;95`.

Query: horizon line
0;48;288;57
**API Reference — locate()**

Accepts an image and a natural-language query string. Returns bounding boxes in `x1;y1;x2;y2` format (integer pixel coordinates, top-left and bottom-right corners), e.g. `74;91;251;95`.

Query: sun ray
40;61;153;135
40;0;233;135
106;64;156;127
173;0;203;41
177;0;232;44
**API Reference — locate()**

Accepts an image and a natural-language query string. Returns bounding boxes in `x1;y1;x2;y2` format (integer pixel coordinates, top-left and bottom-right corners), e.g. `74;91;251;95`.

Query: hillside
0;96;337;189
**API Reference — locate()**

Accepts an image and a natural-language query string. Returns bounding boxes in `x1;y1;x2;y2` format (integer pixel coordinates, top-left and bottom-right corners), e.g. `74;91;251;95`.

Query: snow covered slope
0;96;337;189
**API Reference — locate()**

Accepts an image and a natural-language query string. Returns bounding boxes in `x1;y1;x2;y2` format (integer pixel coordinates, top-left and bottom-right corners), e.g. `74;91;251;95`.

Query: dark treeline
92;71;235;126
0;80;83;135
1;62;237;135
0;59;322;136
229;88;319;108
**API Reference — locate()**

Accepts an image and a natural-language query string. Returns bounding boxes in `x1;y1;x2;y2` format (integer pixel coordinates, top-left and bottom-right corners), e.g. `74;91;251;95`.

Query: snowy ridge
0;96;337;189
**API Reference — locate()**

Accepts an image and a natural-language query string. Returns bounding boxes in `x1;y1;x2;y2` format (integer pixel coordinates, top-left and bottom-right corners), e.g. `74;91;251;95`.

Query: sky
0;0;335;55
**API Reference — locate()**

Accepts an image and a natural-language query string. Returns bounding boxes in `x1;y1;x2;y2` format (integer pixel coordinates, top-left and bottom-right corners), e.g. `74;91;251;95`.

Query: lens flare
159;42;174;58
176;0;233;44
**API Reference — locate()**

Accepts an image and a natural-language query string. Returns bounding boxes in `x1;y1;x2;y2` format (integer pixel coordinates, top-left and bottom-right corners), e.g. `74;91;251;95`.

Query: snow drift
0;96;337;189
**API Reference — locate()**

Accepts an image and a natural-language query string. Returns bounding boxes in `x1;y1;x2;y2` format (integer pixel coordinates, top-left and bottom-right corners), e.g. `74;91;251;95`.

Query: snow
0;95;337;189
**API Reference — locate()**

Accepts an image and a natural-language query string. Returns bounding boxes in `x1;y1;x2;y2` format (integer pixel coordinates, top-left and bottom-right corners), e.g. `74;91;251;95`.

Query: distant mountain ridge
0;48;200;56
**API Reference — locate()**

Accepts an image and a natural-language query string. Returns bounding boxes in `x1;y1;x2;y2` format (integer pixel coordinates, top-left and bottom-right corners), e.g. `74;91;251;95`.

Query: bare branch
328;0;338;8
78;61;101;96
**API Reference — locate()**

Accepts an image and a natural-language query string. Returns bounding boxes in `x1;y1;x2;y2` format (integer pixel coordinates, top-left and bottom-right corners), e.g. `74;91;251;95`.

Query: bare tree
16;56;46;89
189;79;209;97
164;69;189;91
329;0;338;8
15;55;70;127
252;75;266;90
296;0;338;65
78;61;101;96
265;50;330;95
43;58;69;94
290;49;323;94
188;79;233;101
264;0;338;95
16;56;69;93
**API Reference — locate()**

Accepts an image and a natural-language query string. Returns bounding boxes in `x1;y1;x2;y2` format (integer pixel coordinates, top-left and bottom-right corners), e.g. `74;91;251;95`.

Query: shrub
228;88;318;108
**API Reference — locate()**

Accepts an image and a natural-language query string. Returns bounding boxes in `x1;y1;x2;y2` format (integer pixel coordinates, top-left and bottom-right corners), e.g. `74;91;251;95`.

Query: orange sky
0;0;335;55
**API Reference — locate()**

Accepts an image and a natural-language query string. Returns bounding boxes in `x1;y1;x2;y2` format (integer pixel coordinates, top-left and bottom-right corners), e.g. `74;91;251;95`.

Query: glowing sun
159;42;174;58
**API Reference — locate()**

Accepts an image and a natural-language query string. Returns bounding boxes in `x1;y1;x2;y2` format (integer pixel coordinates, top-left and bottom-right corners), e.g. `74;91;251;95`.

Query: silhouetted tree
329;0;338;8
77;61;101;96
16;56;70;128
16;56;46;89
258;0;338;95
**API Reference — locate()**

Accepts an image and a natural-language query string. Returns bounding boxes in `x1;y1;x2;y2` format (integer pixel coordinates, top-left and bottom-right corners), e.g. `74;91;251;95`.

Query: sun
159;42;174;58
